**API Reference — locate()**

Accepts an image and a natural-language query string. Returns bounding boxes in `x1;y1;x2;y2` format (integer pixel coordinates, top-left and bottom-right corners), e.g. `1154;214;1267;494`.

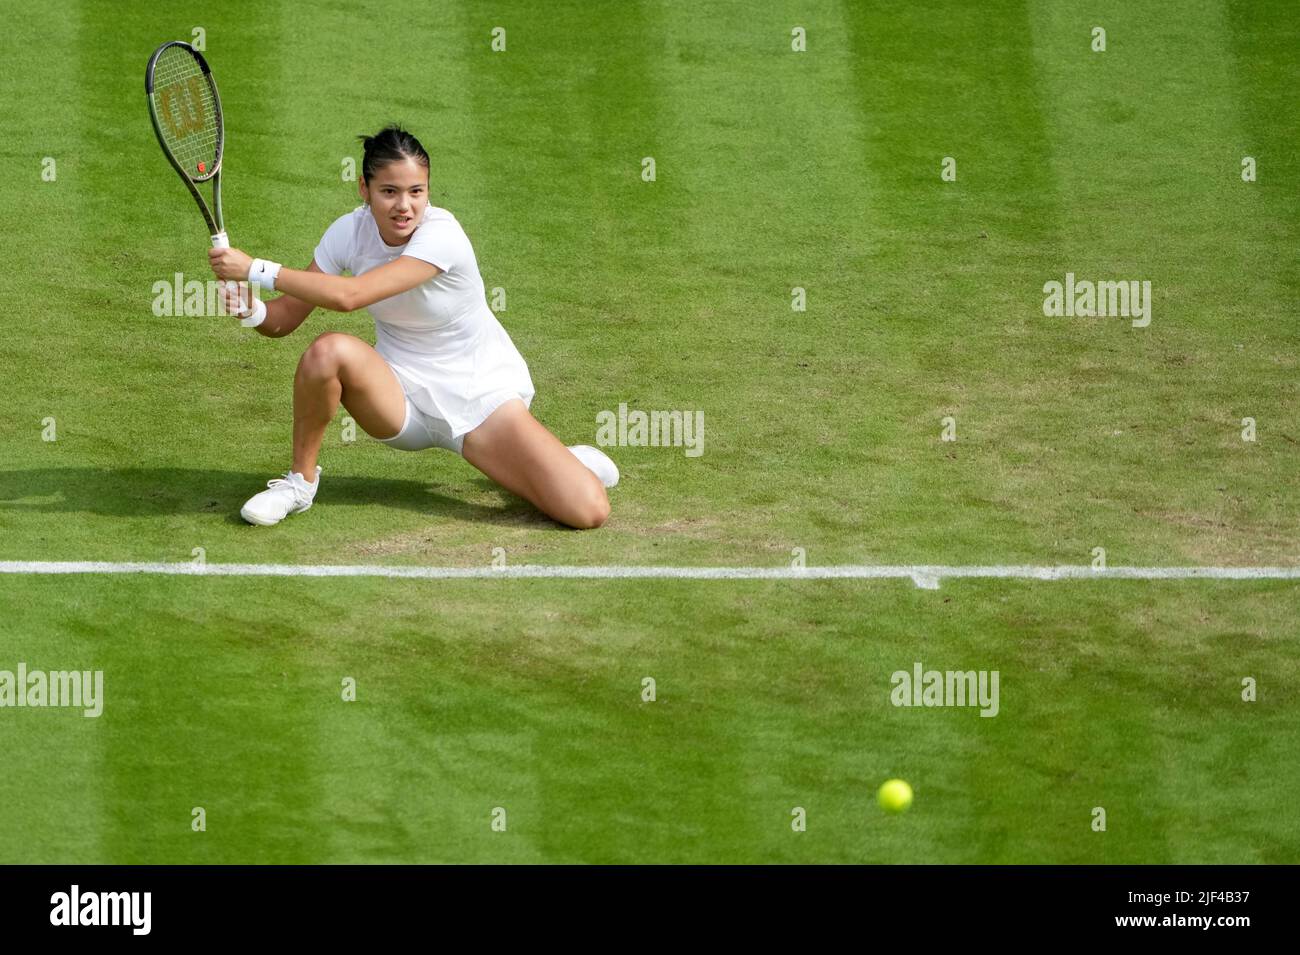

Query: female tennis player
209;125;617;529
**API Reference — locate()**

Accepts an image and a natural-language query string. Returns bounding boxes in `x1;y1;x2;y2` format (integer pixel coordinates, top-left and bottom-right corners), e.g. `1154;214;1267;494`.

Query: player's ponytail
357;124;430;182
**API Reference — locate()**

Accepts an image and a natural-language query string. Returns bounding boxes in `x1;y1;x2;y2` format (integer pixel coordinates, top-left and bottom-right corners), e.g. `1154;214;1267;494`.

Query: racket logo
198;161;206;173
157;75;207;138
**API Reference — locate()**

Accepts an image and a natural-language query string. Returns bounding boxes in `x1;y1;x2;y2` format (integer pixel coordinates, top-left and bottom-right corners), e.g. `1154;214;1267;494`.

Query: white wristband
248;258;282;291
239;296;268;328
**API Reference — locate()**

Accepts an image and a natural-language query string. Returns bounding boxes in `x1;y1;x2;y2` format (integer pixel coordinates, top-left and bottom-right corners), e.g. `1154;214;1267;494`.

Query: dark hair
357;124;430;182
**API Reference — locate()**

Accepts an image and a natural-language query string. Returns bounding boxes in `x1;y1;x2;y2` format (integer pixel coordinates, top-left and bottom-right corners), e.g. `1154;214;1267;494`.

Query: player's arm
219;260;322;337
273;257;441;312
209;247;440;313
254;260;322;338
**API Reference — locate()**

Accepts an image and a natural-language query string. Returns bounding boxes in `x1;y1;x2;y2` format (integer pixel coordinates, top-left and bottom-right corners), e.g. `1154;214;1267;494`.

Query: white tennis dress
312;203;535;450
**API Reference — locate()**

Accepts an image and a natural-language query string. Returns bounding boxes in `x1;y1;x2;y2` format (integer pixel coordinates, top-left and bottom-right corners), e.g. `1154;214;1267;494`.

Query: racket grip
210;232;231;296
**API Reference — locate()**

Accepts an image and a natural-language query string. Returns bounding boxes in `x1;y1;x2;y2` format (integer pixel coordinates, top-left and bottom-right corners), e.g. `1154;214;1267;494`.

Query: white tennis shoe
568;445;619;488
240;466;322;526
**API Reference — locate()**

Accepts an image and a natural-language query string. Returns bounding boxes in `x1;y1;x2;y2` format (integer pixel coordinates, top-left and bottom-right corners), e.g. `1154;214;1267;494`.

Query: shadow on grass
0;468;555;527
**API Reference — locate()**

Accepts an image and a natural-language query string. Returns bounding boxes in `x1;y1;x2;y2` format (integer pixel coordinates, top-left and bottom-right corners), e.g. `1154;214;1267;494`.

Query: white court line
0;561;1297;589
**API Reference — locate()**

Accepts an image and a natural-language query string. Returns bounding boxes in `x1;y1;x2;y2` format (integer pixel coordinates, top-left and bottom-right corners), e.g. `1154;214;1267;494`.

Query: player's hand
208;246;254;281
219;281;253;318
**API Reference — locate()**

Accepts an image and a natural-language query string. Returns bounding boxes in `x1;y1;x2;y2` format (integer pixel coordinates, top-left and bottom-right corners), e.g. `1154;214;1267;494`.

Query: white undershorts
376;390;529;455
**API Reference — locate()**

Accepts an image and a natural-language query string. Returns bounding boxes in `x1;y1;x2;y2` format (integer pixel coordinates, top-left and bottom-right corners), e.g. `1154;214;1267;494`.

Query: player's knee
297;332;349;380
571;485;610;530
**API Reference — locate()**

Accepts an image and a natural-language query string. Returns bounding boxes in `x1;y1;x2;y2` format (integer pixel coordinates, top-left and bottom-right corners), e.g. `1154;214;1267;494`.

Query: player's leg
461;399;612;529
292;331;406;476
241;332;406;526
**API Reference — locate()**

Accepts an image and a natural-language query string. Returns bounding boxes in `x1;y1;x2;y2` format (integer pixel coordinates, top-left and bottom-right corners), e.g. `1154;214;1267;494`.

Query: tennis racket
145;41;228;250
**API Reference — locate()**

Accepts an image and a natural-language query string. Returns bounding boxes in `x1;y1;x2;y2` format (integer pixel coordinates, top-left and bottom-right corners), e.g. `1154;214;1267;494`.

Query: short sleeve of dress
400;216;466;274
313;212;356;275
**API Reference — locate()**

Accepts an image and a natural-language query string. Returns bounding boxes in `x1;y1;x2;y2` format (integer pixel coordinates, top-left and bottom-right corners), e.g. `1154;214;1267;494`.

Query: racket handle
210;232;231;298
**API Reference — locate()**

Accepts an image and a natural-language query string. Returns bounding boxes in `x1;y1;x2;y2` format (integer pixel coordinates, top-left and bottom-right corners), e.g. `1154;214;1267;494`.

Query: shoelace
263;474;311;502
264;474;295;492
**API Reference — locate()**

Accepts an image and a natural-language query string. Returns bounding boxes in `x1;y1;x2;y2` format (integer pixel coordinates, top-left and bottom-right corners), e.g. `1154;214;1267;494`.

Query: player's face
361;158;430;245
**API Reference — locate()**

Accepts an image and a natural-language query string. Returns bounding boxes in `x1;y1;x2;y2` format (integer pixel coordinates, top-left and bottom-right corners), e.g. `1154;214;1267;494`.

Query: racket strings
149;46;220;178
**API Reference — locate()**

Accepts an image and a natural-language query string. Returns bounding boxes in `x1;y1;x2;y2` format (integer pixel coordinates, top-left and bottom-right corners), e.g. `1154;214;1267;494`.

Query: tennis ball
877;778;913;813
